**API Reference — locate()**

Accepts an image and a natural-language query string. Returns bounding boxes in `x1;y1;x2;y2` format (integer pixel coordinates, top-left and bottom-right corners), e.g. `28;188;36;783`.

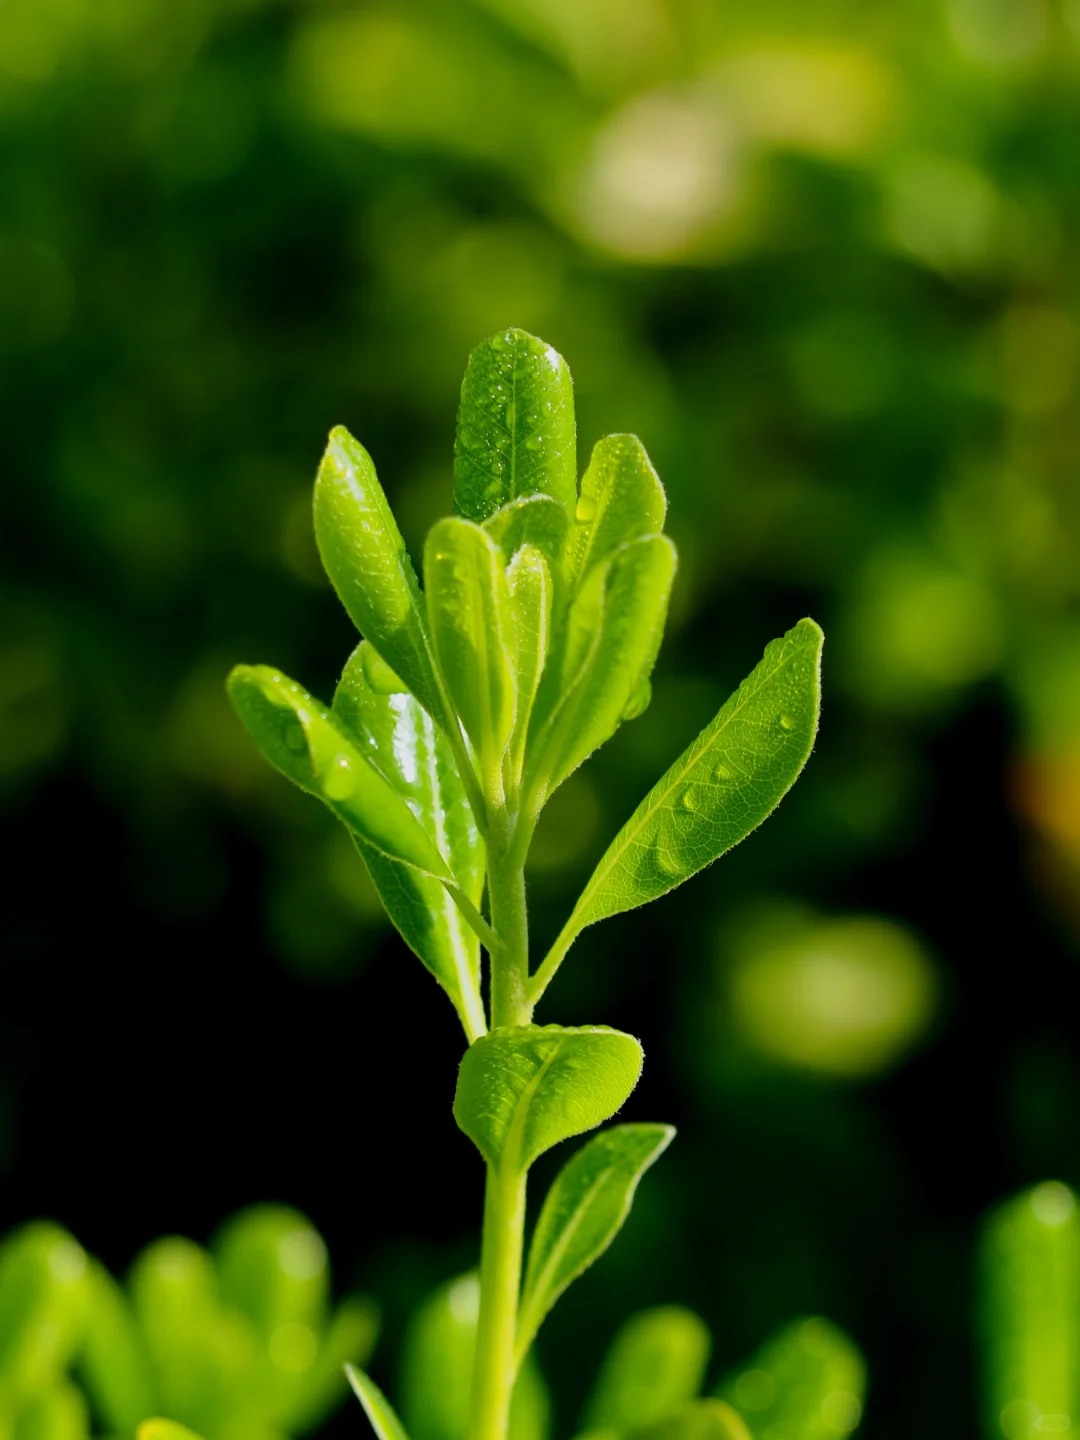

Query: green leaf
506;545;552;782
346;1365;412;1440
401;1273;549;1440
453;1025;644;1174
715;1317;865;1440
425;517;517;801
454;328;576;525
212;1204;328;1337
16;1385;92;1440
0;1223;91;1392
76;1263;155;1436
285;1295;380;1435
584;1307;712;1433
528;536;676;801
626;1401;752;1440
564;435;667;593
314;426;446;726
978;1181;1080;1440
484;494;569;576
137;1424;205;1440
517;1124;674;1360
535;619;823;1000
227;664;453;882
333;642;487;1039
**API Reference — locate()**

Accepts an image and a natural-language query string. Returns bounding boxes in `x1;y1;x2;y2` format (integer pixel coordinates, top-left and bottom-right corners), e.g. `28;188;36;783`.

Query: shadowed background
3;0;1080;1436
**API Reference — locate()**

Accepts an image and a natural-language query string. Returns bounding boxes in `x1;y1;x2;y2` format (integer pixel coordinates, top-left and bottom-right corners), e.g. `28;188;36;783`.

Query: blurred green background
3;0;1080;1436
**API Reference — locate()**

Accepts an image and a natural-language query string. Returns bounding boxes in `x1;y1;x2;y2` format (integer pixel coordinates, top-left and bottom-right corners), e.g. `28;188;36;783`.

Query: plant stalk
469;1163;527;1440
487;822;532;1029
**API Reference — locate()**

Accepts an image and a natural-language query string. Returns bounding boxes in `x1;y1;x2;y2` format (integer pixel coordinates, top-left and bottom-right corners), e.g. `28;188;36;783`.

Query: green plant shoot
228;327;824;1440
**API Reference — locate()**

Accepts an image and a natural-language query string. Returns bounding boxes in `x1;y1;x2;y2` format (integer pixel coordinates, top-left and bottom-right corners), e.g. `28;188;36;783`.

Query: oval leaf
584;1306;712;1433
565;435;667;593
227;665;453;882
484;494;569;576
425;517;517;801
314;427;446;726
333;643;486;1039
529;536;676;802
77;1263;154;1436
0;1222;91;1391
347;1366;412;1440
628;1401;752;1440
715;1317;866;1440
454;328;576;524
978;1182;1080;1440
517;1124;674;1360
535;619;822;998
454;1026;644;1174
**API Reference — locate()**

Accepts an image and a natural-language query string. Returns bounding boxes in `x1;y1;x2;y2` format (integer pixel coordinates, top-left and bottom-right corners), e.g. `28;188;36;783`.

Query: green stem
469;1164;527;1440
486;821;532;1029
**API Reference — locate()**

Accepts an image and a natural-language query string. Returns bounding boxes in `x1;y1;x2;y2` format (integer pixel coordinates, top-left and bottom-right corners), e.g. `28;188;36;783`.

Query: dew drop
778;713;796;731
576;494;598;523
677;786;697;813
524;434;543;451
491;331;509;352
713;761;734;782
656;845;683;877
283;722;307;754
323;756;355;801
484;481;503;500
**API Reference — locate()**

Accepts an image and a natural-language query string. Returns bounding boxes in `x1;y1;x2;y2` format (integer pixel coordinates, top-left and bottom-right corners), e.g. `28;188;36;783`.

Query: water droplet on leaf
656;845;682;877
677;786;697;813
323;756;355;801
284;722;307;754
621;679;652;721
576;494;598;523
778;713;796;731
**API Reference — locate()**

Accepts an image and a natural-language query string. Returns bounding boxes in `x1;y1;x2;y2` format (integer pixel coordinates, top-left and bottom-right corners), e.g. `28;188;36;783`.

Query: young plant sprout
228;328;824;1440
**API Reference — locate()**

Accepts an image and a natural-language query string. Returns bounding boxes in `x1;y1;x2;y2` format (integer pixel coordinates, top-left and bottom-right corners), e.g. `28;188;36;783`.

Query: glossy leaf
454;328;576;524
978;1181;1080;1440
536;619;822;998
346;1365;412;1440
484;494;569;576
76;1263;155;1436
715;1316;866;1440
454;1025;644;1174
0;1223;91;1391
425;517;517;799
585;1307;712;1432
564;435;667;593
227;664;453;882
507;545;552;781
627;1401;752;1440
529;536;676;800
517;1124;674;1359
314;426;446;725
401;1273;549;1440
333;642;486;1038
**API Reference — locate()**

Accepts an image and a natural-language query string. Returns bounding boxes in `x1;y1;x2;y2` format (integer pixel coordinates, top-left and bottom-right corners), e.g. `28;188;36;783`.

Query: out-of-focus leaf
978;1181;1080;1440
227;665;454;882
535;620;822;1000
584;1307;712;1433
529;536;676;800
14;1383;91;1440
484;495;569;576
334;641;486;1038
313;426;446;727
283;1295;380;1435
0;1223;90;1392
136;1423;205;1440
425;517;516;801
627;1400;752;1440
564;436;667;593
517;1124;674;1360
401;1273;548;1440
212;1204;328;1338
346;1366;411;1440
507;545;552;783
454;1026;643;1173
454;329;576;525
76;1263;154;1436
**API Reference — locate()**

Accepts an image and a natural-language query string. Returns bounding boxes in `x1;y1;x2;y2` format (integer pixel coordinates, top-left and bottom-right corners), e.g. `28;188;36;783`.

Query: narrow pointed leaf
530;536;676;800
715;1317;866;1440
485;494;569;576
978;1182;1080;1440
585;1307;712;1433
517;1124;674;1359
401;1273;549;1440
538;620;822;994
628;1401;752;1440
227;665;453;882
454;1026;643;1174
346;1366;412;1440
333;643;486;1039
425;517;516;798
314;427;446;724
507;545;552;780
565;435;667;593
454;328;576;524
